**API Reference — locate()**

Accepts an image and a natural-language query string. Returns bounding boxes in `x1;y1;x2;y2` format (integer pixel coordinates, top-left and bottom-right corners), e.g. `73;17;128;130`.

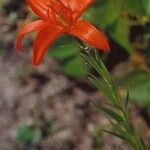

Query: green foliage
15;124;42;144
119;70;150;114
48;41;87;77
108;18;132;53
94;103;123;123
49;44;78;59
121;0;150;18
119;70;150;106
62;55;87;77
122;0;146;16
15;120;59;144
80;48;146;150
81;51;120;107
84;0;119;29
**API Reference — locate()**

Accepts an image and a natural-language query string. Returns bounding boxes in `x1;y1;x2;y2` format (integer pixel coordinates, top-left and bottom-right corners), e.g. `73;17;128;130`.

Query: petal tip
15;38;24;53
32;63;38;67
104;43;111;52
96;40;111;52
32;53;42;66
32;59;40;67
99;37;111;52
15;45;23;53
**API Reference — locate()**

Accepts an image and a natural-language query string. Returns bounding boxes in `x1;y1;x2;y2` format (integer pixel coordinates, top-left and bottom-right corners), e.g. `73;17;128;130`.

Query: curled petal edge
32;26;64;66
26;0;48;19
16;20;46;52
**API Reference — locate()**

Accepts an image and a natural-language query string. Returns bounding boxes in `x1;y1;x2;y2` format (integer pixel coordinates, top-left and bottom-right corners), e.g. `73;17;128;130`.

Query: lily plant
16;0;146;149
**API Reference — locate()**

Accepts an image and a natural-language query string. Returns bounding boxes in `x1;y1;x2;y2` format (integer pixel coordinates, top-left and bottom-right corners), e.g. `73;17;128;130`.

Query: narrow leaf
103;130;128;141
89;76;120;107
94;103;123;123
125;90;130;108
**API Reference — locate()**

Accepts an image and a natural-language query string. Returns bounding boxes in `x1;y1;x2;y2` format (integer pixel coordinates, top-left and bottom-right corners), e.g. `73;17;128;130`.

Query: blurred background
0;0;150;149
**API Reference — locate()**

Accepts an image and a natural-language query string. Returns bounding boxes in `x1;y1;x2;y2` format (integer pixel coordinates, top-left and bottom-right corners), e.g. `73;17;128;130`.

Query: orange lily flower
16;0;110;66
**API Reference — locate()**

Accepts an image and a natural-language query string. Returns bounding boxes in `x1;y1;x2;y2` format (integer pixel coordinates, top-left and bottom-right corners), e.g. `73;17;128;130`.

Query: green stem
75;38;146;150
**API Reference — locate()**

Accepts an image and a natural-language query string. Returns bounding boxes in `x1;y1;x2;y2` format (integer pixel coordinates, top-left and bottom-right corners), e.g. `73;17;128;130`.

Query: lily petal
27;0;52;20
68;20;110;51
61;0;93;20
16;20;46;52
32;26;63;66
